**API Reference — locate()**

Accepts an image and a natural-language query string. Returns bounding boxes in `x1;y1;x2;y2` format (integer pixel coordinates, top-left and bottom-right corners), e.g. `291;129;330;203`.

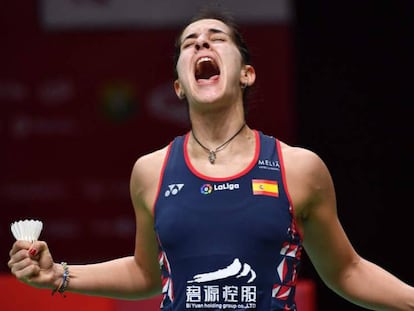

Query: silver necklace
191;123;246;164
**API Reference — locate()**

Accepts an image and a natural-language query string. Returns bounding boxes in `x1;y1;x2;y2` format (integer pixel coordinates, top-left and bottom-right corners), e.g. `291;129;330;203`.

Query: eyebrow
182;28;229;43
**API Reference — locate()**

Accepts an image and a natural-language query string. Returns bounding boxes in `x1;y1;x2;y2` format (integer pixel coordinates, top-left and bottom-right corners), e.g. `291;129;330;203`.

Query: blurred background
1;1;412;310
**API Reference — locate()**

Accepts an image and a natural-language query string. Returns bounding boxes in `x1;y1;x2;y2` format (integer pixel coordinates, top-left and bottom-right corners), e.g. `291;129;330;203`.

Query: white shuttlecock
10;219;43;242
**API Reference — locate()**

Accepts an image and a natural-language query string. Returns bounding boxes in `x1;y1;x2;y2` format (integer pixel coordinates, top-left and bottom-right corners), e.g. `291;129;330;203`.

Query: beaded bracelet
52;262;70;297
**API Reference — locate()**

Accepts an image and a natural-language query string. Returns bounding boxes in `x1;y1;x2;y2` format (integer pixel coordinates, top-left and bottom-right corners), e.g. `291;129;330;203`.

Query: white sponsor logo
188;258;256;284
164;184;184;197
185;259;257;309
258;159;280;171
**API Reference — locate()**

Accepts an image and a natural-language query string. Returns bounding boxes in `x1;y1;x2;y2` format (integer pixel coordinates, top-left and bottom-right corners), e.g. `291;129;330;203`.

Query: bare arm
8;148;166;300
283;145;414;310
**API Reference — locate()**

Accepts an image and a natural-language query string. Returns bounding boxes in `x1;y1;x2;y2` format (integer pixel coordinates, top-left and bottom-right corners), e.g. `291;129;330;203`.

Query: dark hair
172;9;253;111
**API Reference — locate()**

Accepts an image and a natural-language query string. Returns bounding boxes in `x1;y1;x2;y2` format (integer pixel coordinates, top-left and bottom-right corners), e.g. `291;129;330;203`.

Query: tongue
195;60;220;80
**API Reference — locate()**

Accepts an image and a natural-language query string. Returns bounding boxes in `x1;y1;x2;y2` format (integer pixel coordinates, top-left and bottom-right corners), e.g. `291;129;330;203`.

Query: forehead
181;19;231;40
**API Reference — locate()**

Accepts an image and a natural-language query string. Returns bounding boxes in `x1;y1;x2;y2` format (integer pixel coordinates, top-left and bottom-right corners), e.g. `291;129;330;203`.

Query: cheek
176;55;191;77
222;50;244;75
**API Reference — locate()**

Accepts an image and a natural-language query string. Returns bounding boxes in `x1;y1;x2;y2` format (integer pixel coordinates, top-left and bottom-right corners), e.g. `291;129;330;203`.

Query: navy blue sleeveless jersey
153;130;303;311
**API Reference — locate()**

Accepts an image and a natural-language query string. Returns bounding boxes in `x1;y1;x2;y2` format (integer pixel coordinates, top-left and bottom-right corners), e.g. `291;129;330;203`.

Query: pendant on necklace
208;151;216;164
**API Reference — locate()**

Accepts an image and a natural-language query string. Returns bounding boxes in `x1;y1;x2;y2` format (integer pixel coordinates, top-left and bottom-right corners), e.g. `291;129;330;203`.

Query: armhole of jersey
276;139;304;239
152;141;173;217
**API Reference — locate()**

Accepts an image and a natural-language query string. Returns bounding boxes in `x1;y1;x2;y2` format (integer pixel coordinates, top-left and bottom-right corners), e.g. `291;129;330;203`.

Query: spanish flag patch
252;179;279;197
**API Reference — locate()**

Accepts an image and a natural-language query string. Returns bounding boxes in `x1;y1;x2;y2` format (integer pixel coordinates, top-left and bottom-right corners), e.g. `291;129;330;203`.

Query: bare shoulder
278;141;335;219
131;146;169;178
279;141;329;175
130;145;169;207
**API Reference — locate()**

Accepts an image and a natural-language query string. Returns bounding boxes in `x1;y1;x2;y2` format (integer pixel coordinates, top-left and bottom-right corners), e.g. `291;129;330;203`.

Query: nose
195;36;210;51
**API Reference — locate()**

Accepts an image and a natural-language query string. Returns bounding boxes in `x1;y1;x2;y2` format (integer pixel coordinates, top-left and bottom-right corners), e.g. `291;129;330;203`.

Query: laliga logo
200;184;213;195
200;183;240;195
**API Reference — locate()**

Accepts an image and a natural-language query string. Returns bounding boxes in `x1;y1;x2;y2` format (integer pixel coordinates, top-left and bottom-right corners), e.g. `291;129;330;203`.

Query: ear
240;65;256;87
174;80;185;99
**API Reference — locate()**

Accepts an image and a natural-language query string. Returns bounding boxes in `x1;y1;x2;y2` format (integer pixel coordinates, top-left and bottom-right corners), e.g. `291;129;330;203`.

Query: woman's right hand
8;240;58;289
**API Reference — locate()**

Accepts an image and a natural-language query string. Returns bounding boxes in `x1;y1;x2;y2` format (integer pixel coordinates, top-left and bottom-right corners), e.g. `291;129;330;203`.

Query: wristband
52;262;69;297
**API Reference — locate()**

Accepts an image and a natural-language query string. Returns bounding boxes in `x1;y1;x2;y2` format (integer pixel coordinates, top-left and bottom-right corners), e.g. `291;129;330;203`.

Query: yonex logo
164;184;184;197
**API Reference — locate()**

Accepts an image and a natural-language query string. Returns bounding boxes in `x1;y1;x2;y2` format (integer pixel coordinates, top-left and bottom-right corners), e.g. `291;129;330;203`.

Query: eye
211;35;226;42
182;39;195;49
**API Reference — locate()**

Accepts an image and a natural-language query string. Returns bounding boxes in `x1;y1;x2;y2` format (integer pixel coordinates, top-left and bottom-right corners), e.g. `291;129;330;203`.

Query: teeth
197;57;213;65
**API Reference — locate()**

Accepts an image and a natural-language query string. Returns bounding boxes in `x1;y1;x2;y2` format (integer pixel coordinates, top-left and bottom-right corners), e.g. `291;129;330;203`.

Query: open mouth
195;57;220;81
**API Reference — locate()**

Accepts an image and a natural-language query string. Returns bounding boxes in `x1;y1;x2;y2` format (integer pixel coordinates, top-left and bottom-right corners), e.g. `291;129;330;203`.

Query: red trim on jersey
152;142;173;217
276;139;304;240
184;130;260;182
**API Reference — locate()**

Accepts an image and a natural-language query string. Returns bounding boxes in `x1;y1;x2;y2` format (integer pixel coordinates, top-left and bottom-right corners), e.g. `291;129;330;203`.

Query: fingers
28;240;48;258
8;241;31;272
9;240;31;257
14;259;40;279
8;240;46;265
8;251;41;282
8;240;49;282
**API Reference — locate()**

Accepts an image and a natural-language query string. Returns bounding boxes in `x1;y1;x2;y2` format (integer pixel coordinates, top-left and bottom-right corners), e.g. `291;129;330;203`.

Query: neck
191;123;246;164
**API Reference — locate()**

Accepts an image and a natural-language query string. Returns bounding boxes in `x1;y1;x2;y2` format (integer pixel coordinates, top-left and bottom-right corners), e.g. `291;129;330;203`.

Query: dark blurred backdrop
294;1;413;310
